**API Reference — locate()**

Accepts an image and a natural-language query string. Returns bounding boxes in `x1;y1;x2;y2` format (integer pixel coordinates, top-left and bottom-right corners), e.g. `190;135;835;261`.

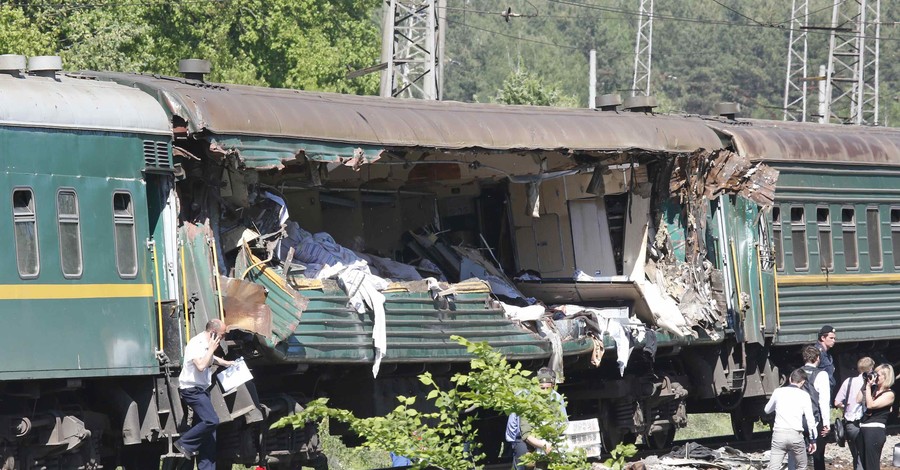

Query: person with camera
856;364;895;470
175;319;235;470
835;357;875;470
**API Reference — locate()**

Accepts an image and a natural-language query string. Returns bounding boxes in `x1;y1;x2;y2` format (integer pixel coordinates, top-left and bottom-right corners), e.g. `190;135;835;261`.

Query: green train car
5;53;900;469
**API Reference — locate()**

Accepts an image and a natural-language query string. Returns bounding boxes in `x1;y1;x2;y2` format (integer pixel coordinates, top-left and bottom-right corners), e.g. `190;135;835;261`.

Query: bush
271;336;591;470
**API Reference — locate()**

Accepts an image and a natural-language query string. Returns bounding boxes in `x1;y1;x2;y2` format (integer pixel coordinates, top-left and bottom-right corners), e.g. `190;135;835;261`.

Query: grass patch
676;413;772;441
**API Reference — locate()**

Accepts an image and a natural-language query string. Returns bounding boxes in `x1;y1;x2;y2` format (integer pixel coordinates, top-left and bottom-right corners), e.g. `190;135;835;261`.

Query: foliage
316;418;391;470
0;0;380;94
494;68;578;107
602;442;637;470
271;336;590;470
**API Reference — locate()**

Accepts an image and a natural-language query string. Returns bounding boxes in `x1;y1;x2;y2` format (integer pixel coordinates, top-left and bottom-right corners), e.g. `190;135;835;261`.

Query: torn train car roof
708;119;900;166
86;72;723;168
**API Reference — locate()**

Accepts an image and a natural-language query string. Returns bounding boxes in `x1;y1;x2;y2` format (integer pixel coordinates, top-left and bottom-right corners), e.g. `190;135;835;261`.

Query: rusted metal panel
0;74;170;135
709;119;900;166
88;72;722;155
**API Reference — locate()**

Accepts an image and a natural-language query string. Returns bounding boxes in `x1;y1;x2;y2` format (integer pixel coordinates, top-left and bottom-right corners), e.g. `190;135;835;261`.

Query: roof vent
0;55;26;75
27;56;62;77
179;59;211;82
714;102;741;120
595;94;622;112
623;95;658;113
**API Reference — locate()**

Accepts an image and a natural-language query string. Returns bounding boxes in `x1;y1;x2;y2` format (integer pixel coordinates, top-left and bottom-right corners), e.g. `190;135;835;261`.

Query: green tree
494;68;578;107
272;336;590;470
0;5;53;56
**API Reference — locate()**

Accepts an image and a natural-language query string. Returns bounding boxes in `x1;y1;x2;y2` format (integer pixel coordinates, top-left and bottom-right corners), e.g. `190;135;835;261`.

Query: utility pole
631;0;653;96
782;0;809;122
380;0;445;100
823;0;881;125
589;49;597;109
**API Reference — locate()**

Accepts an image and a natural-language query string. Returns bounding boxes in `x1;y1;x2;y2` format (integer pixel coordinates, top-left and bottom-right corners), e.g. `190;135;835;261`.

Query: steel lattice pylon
823;0;880;125
631;0;653;96
782;0;809;122
379;0;444;100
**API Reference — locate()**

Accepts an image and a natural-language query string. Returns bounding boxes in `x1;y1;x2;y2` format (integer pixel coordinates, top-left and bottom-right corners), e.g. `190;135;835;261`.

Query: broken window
772;206;783;271
790;206;808;271
842;207;858;271
604;194;628;275
867;207;882;271
113;192;138;277
892;208;900;268
57;189;82;278
816;207;833;272
13;188;39;278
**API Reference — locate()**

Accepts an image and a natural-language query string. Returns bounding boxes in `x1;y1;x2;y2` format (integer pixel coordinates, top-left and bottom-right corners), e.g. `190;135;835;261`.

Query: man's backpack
801;365;823;429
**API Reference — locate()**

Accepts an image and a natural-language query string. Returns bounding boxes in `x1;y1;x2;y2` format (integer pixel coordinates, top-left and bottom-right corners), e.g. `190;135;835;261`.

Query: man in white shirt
175;319;234;470
835;356;874;470
765;368;818;470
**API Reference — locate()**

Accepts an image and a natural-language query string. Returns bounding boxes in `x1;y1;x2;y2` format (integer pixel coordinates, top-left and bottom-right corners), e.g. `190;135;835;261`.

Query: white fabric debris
555;305;634;376
500;302;546;322
538;319;565;382
635;279;694;338
335;261;390;377
574;270;602;281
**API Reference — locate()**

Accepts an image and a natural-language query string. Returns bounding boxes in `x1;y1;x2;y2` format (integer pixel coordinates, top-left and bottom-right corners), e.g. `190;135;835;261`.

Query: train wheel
601;428;636;452
730;408;756;440
645;427;675;450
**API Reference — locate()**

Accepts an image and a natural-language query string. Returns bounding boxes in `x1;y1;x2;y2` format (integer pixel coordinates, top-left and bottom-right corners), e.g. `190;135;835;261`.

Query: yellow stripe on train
777;273;900;286
0;284;154;299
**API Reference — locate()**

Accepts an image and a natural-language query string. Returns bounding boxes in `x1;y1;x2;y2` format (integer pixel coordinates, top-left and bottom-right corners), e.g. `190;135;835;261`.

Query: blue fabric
178;386;219;470
390;452;412;467
505;413;520;442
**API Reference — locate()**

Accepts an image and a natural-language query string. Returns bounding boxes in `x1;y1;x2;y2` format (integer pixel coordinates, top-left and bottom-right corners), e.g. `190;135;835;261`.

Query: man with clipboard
175;319;235;469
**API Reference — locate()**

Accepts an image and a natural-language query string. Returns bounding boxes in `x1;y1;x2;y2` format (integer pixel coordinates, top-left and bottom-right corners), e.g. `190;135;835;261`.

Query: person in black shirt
815;325;836;391
856;364;895;470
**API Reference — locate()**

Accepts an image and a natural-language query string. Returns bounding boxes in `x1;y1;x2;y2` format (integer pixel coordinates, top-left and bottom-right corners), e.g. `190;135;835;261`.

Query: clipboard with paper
217;357;253;393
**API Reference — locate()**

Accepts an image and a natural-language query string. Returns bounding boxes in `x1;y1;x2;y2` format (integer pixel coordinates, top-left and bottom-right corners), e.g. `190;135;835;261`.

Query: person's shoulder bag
833;377;852;447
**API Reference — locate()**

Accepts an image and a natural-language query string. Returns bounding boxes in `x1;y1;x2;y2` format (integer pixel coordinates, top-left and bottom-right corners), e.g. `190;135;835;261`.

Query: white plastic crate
563;418;602;458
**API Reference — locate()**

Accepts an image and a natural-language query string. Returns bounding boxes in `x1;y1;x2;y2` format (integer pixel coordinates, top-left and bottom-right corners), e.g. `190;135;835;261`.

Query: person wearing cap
816;325;837;390
505;367;567;470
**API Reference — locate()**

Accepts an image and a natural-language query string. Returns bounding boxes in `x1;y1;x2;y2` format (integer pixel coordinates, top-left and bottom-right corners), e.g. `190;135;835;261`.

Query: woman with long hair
856;363;895;469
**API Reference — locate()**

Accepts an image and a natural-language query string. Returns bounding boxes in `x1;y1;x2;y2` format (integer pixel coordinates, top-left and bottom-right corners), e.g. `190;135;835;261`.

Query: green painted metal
0;127;162;379
209;136;383;169
721;195;769;345
772;163;900;344
249;280;592;364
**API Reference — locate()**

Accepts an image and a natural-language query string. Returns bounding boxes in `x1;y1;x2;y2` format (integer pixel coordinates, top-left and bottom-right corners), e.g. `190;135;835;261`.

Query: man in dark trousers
175;319;234;470
803;344;831;470
816;325;837;390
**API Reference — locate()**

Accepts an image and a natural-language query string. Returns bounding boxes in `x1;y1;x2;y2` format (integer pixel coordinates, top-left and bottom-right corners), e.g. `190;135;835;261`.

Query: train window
790;206;808;271
113;192;137;277
816;207;833;272
893;209;900;268
772;206;784;271
867;208;883;271
57;190;83;278
13;188;39;278
842;207;859;271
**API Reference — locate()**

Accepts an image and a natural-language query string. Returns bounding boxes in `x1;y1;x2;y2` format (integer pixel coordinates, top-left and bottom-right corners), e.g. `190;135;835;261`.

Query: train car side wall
0;126;160;380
